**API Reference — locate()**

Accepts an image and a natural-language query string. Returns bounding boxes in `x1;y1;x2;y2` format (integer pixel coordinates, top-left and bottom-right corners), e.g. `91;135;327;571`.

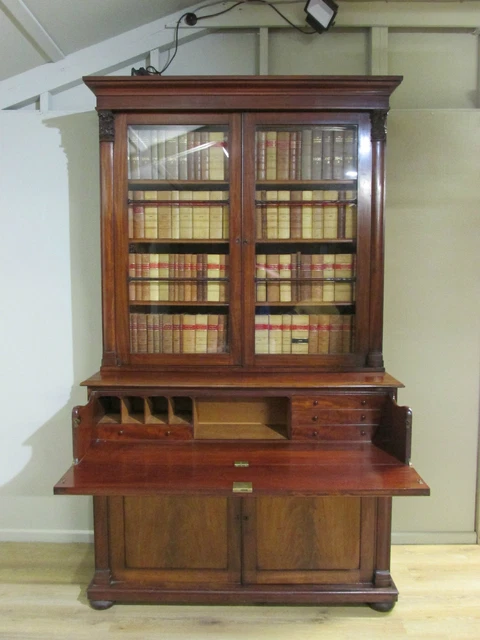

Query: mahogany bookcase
55;76;429;611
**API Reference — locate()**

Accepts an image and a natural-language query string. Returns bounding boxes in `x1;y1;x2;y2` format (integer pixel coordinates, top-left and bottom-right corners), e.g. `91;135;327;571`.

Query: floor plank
0;543;479;639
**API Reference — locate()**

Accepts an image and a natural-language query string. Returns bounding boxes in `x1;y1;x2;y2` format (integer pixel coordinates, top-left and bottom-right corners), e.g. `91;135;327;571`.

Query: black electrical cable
131;1;316;76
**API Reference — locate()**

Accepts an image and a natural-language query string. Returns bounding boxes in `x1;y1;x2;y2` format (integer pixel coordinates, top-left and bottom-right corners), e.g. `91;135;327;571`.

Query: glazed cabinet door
108;496;242;586
242;112;372;369
242;497;376;585
113;113;242;367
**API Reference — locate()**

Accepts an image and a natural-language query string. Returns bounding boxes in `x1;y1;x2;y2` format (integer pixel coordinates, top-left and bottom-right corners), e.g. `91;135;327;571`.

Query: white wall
0;24;478;543
0;111;101;540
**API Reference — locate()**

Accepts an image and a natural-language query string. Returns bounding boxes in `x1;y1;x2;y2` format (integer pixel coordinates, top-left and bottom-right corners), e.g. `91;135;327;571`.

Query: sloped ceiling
0;0;195;81
0;1;477;83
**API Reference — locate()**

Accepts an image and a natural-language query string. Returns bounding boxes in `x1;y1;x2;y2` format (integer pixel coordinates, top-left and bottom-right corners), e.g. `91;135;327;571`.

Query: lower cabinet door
242;496;376;585
108;496;241;586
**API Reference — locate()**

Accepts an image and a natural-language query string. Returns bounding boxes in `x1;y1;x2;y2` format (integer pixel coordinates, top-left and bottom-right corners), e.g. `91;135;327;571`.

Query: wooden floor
0;543;479;639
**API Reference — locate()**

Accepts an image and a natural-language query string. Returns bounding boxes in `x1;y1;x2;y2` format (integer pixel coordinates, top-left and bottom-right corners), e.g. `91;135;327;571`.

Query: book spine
308;314;319;354
132;190;145;239
256;254;267;302
127;191;134;238
311;127;323;180
182;314;197;354
254;314;269;354
289;131;298;180
290;191;302;239
157;129;166;180
209;131;225;181
150;253;160;301
266;190;278;239
276;131;290;181
192;191;209;239
266;254;280;303
268;315;283;354
195;314;208;353
323;255;335;302
147;314;154;353
277;190;290;240
317;315;330;354
155;314;162;353
158;254;169;301
329;316;343;353
173;313;181;353
162;314;173;353
265;131;277;180
323;191;339;239
179;191;193;239
291;315;309;354
150;128;159;179
144;191;158;239
165;134;179;180
302;190;313;239
209;191;224;240
130;313;138;353
207;254;220;302
333;129;345;180
137;313;147;353
256;131;266;180
157;191;172;239
301;128;313;180
128;252;136;301
279;254;292;302
184;253;192;302
139;129;152;179
311;255;324;302
219;255;228;302
177;132;188;180
322;129;333;180
207;314;219;353
343;128;357;178
128;130;141;179
217;315;227;353
171;190;180;239
281;314;292;355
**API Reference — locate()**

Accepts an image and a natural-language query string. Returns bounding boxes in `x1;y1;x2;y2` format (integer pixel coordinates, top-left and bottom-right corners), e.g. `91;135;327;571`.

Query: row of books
255;314;353;355
255;190;356;240
128;190;229;240
256;253;355;303
129;253;229;302
128;128;227;181
257;127;357;181
130;313;228;354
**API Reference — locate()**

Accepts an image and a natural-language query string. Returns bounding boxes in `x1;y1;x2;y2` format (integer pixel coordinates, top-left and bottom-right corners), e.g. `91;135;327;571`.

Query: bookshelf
54;76;428;611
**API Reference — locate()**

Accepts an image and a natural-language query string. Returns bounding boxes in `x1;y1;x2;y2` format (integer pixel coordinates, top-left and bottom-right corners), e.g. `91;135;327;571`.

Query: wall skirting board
0;530;476;545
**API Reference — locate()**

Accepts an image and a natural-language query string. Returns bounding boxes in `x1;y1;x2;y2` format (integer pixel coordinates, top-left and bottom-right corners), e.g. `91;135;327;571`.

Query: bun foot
90;599;114;610
369;601;396;613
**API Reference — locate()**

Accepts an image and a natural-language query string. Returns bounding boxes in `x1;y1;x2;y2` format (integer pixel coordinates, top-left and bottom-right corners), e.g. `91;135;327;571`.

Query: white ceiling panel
0;6;47;80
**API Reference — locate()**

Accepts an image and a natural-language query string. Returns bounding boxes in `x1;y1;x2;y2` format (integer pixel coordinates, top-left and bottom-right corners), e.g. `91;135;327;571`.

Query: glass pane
127;124;230;356
254;124;357;356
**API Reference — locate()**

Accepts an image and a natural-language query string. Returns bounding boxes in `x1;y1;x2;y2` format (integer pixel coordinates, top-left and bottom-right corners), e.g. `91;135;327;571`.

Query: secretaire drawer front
292;408;382;426
291;394;387;412
292;424;377;442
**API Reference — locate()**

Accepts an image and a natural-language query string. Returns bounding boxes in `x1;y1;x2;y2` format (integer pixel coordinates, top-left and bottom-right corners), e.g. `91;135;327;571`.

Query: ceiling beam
171;1;480;29
0;0;64;62
0;3;207;110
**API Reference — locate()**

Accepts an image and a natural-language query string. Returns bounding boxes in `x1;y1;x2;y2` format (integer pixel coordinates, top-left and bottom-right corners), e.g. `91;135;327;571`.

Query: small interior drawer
291;394;387;412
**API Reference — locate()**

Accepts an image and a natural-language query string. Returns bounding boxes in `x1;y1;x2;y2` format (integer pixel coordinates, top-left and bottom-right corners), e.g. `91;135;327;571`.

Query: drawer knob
312;415;318;422
312;430;318;436
361;400;367;406
361;415;366;421
313;400;319;406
